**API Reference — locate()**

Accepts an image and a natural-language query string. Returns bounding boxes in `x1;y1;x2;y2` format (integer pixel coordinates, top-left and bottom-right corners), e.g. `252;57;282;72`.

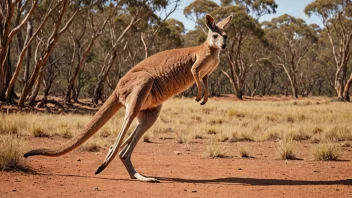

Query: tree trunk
18;0;81;107
5;19;33;102
4;46;12;101
343;73;352;102
291;84;298;99
233;81;243;100
92;81;104;104
236;90;243;100
24;20;33;84
28;71;44;105
335;63;347;100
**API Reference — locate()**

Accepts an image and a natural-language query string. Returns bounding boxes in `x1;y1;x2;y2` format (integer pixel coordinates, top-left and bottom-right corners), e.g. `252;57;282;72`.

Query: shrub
342;142;351;147
313;143;340;161
204;140;227;158
31;126;50;137
143;132;153;143
277;140;296;160
324;126;351;142
0;117;19;135
0;135;26;171
175;131;191;144
59;124;73;139
239;147;249;158
79;142;100;152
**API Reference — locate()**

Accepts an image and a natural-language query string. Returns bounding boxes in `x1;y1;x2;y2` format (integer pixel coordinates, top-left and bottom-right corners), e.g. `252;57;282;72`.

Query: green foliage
223;0;278;19
184;0;219;22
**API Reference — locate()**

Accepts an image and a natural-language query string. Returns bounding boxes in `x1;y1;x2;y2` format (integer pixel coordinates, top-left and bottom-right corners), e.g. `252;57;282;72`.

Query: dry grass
239;147;249;158
79;142;101;152
0;114;20;135
277;139;297;160
204;139;227;158
175;130;192;144
341;141;351;147
313;143;341;161
143;131;153;143
0;97;351;161
31;126;50;137
0;135;26;171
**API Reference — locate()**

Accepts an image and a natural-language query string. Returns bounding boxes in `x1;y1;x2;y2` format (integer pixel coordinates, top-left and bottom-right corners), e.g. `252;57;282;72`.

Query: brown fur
24;15;233;182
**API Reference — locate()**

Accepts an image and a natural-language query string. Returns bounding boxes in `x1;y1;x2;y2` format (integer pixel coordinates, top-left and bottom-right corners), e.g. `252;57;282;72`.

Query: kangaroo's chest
199;57;220;78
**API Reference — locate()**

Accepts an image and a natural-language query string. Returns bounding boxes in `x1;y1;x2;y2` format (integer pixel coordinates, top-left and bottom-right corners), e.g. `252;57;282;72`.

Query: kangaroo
24;15;232;182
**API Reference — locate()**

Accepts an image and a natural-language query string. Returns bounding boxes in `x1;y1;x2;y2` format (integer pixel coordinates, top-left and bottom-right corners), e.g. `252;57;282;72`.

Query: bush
143;132;153;143
204;140;227;158
31;126;50;137
277;140;297;160
79;142;101;152
239;147;249;158
313;143;340;161
0;135;26;171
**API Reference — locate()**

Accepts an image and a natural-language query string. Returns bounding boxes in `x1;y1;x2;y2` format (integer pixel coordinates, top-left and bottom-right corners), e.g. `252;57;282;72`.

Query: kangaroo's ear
217;15;233;29
205;15;216;30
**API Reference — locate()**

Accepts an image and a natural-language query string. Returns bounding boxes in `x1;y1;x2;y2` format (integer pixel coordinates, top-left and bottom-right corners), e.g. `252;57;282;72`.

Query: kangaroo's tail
24;92;122;158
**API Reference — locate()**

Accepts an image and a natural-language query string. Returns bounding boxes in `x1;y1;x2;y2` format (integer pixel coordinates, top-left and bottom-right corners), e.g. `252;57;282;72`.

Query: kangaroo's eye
213;35;218;39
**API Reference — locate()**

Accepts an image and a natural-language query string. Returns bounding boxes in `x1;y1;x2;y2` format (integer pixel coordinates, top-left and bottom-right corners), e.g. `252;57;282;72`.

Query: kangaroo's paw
195;98;201;102
134;173;159;183
200;101;207;105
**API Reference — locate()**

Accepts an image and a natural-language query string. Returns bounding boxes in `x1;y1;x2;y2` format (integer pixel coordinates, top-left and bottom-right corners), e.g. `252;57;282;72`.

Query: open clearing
1;97;352;197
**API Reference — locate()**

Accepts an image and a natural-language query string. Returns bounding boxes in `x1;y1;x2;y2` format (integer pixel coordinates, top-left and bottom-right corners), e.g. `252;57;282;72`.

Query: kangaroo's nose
221;44;227;49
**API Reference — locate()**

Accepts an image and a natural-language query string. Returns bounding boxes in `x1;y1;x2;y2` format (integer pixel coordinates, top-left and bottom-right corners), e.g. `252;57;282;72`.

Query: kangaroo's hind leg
95;79;153;175
119;105;162;182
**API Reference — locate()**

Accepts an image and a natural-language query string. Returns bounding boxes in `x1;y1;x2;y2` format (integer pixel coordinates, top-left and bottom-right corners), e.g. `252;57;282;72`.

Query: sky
169;0;323;31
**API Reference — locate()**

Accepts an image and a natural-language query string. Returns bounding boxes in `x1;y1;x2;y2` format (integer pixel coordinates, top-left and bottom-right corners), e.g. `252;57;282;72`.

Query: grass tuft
31;126;50;137
79;142;101;152
313;143;340;161
204;140;227;158
239;147;249;158
143;132;153;143
277;139;297;160
0;116;19;135
0;135;27;171
175;131;192;144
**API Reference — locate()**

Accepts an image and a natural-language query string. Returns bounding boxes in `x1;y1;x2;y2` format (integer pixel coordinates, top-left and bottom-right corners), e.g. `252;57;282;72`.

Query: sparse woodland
1;2;352;194
0;0;351;108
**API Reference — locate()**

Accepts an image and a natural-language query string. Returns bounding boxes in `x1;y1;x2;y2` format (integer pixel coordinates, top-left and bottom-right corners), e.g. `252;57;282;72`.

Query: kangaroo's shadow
155;177;352;186
34;172;351;186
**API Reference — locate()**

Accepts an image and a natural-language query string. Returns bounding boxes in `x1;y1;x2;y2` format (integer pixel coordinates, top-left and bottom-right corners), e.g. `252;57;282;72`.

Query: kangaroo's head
205;15;233;50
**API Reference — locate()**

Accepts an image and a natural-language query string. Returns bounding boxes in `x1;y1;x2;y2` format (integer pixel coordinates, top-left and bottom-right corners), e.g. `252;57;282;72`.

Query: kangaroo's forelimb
201;74;209;105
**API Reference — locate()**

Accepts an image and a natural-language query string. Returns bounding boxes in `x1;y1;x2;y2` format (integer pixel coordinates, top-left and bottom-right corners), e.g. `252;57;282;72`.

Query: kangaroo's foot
195;92;205;102
133;173;159;183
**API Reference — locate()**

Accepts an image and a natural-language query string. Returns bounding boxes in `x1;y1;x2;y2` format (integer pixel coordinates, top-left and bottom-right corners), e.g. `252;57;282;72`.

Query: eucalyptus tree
222;0;278;20
263;15;319;98
65;4;115;104
184;0;219;32
16;0;104;107
184;0;276;99
212;6;267;99
305;0;352;101
0;0;38;101
91;0;182;104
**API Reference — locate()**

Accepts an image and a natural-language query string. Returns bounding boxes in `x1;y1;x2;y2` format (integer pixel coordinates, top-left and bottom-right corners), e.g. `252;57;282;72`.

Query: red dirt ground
1;136;352;198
